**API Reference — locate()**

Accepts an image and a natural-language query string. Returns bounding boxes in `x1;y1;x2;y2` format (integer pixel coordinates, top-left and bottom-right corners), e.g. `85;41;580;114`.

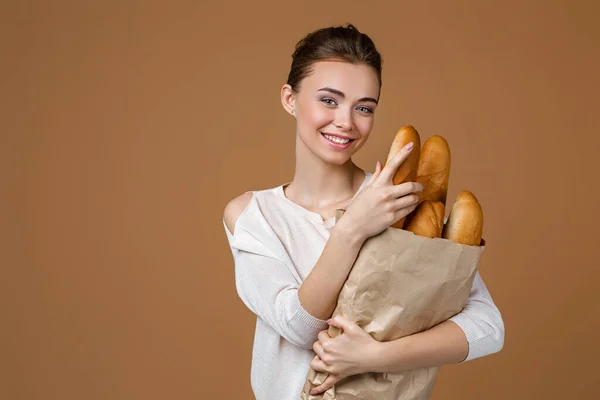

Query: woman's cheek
357;118;374;137
305;104;334;126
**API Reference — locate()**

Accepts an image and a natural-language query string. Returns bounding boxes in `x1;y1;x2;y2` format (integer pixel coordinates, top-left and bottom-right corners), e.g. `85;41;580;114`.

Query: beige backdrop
2;1;599;399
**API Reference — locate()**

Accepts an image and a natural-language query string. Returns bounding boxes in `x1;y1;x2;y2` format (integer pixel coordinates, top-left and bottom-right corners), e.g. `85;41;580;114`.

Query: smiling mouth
321;133;355;145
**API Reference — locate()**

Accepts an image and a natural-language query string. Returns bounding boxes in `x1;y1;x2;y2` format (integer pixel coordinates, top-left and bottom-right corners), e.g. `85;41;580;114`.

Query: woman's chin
319;152;352;166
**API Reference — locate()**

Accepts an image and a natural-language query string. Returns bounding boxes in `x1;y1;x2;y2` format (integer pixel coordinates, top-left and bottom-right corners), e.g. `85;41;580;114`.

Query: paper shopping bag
301;209;485;400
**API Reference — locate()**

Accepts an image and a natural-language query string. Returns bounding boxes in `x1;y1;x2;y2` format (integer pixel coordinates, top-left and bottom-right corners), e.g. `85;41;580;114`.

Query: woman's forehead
302;61;379;98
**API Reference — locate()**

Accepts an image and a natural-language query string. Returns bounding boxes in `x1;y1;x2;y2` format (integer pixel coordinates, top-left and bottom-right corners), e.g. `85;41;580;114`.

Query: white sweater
223;171;504;400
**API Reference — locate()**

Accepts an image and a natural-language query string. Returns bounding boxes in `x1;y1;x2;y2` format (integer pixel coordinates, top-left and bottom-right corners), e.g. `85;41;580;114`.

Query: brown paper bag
301;209;485;400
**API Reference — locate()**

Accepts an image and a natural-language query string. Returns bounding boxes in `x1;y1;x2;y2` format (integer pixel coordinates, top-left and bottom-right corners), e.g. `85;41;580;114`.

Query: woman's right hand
337;142;424;244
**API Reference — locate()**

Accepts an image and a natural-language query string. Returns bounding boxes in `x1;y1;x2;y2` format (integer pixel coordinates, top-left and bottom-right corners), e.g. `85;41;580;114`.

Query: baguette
442;191;484;246
416;135;451;205
385;125;421;229
404;200;445;238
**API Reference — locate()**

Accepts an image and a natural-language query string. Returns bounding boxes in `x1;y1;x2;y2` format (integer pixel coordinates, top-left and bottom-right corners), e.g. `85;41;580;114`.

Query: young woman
223;24;504;399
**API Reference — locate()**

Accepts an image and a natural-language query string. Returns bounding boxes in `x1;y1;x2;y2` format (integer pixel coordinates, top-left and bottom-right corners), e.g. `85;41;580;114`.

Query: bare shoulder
223;192;254;235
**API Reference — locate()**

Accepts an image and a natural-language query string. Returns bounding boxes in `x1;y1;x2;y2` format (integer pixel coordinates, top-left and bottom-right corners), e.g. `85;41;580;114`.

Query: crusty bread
404;200;445;238
416;135;451;206
385;125;421;229
442;191;484;246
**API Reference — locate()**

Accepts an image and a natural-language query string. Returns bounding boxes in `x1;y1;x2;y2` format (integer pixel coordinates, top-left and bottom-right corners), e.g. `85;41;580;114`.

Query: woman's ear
281;84;296;116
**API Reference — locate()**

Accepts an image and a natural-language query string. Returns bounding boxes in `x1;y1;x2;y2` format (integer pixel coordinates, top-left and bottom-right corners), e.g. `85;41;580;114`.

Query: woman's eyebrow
317;87;379;104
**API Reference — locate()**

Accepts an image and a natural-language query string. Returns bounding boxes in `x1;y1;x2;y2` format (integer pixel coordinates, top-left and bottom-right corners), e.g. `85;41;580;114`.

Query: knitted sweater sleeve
448;271;505;362
224;219;328;349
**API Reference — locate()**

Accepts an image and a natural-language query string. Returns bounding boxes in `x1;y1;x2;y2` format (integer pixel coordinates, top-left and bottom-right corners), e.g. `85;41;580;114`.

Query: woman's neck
284;135;365;213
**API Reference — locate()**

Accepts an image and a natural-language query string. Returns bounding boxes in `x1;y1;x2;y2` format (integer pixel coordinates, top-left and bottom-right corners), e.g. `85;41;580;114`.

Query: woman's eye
321;98;337;106
357;106;373;114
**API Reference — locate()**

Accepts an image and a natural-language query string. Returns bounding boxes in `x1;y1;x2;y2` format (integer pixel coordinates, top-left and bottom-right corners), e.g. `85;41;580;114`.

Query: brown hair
286;23;383;93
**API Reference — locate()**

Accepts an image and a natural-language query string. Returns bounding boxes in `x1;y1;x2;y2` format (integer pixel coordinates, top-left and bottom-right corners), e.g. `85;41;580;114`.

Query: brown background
2;0;599;399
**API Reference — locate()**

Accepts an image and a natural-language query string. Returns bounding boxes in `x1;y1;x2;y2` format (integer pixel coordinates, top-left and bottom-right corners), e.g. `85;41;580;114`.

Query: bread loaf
385;125;421;229
442;191;483;246
404;200;445;238
416;135;451;205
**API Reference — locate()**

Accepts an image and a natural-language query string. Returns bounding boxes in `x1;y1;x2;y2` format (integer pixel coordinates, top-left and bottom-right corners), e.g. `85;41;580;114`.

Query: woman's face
282;60;380;165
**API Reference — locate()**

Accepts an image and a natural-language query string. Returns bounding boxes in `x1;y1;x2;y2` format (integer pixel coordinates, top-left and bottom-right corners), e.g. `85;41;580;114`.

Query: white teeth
323;134;351;144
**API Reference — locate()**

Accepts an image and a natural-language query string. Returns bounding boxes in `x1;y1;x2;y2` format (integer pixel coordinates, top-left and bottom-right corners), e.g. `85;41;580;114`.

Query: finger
310;375;342;396
373;161;382;177
365;162;382;187
312;341;325;359
378;142;414;183
328;315;356;334
310;355;329;373
394;202;418;221
390;181;425;198
318;330;331;343
391;193;421;210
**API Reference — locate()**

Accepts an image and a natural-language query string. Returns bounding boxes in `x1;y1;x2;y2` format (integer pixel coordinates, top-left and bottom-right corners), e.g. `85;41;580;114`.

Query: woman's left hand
309;315;381;395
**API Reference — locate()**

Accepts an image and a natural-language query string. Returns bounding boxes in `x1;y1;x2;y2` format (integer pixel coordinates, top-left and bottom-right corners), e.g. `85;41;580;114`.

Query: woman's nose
334;109;352;130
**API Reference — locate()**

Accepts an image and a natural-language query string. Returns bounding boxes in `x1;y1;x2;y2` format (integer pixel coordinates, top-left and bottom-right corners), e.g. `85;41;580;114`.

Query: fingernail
404;142;414;150
326;318;332;324
310;390;317;395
